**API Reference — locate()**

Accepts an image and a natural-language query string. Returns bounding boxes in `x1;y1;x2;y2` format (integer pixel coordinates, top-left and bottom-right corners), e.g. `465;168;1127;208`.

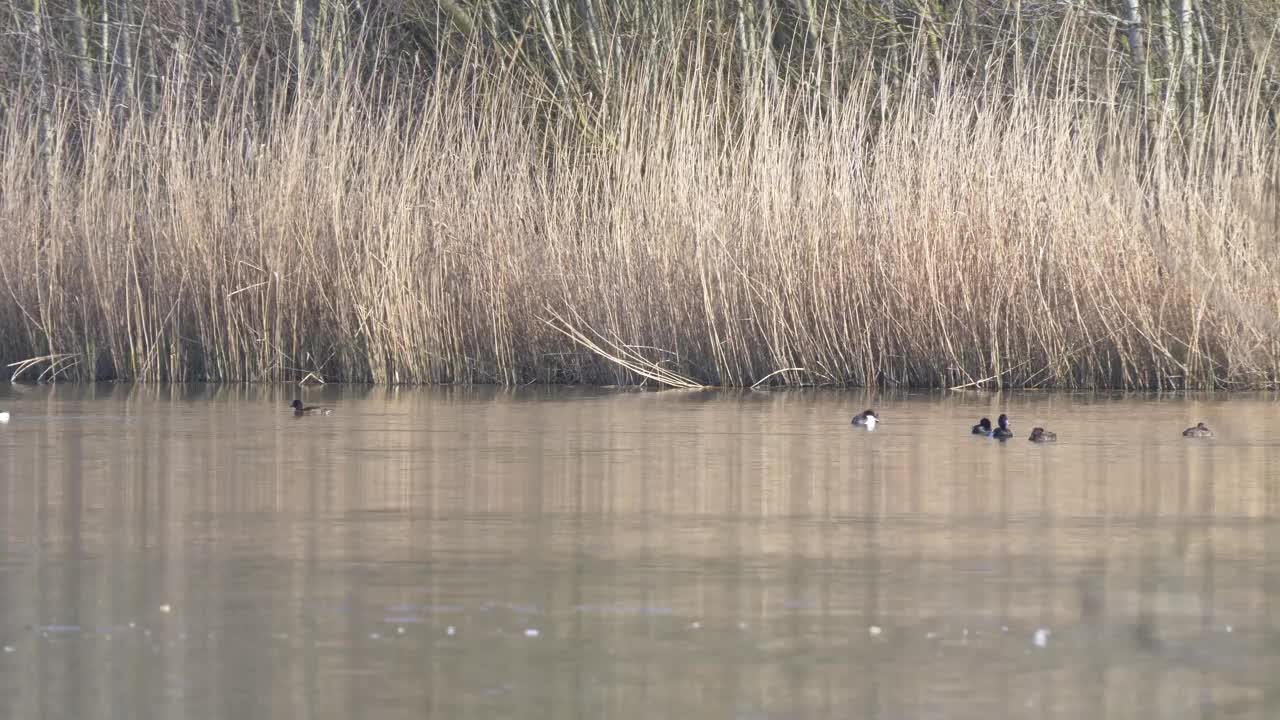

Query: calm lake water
1;384;1279;719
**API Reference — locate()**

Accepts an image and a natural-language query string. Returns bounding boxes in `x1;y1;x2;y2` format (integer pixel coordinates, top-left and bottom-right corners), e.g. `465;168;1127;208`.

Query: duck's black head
997;414;1009;428
290;399;303;410
979;417;991;430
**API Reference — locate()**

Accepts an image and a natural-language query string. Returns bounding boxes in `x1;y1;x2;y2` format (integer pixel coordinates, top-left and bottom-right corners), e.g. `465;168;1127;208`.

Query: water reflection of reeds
1;387;1279;718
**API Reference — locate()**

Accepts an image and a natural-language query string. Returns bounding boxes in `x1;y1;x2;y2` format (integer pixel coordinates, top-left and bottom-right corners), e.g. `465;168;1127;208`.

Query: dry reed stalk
543;308;704;389
0;39;1276;389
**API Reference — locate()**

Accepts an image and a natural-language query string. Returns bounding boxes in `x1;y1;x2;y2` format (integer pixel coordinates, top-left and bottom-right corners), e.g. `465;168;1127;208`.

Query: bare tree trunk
1121;0;1153;109
96;0;135;119
577;0;607;88
1158;0;1173;123
225;0;246;69
1160;0;1172;65
70;0;94;94
758;0;774;71
144;21;159;113
963;0;979;58
1012;0;1024;78
29;0;51;154
1179;0;1201;137
318;0;351;73
293;0;306;72
100;0;110;97
294;0;319;76
1122;0;1145;67
106;0;134;119
788;0;819;45
1222;1;1249;66
736;0;759;81
176;0;205;62
535;0;570;99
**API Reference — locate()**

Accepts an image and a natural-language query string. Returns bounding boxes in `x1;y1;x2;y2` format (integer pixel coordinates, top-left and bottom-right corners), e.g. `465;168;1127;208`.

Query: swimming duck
851;409;879;429
1182;422;1212;438
971;417;992;435
991;414;1013;439
291;399;333;417
1028;427;1057;443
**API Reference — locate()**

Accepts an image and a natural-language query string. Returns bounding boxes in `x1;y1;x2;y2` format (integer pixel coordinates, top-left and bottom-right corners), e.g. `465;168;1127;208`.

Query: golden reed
0;52;1276;389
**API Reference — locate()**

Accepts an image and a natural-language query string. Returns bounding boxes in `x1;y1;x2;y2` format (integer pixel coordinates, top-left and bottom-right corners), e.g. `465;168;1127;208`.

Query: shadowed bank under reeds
0;43;1278;389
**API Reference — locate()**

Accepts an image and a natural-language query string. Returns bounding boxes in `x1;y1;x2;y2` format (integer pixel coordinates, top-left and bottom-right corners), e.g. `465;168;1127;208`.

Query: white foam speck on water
369;633;382;640
737;622;748;631
1033;628;1050;648
128;622;137;629
2;645;13;653
396;626;406;636
524;628;540;638
689;621;701;630
1001;626;1009;633
1225;625;1234;633
159;604;171;614
446;626;456;636
868;626;882;637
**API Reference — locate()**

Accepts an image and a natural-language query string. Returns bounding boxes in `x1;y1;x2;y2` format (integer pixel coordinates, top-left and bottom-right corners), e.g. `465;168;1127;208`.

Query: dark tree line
3;1;1278;132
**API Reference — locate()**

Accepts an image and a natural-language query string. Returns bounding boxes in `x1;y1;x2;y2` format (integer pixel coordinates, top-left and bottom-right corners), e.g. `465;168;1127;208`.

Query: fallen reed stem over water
544;308;705;389
0;46;1277;389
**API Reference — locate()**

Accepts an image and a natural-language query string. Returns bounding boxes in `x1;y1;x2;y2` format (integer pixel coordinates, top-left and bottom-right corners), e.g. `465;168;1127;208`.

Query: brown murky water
1;384;1279;719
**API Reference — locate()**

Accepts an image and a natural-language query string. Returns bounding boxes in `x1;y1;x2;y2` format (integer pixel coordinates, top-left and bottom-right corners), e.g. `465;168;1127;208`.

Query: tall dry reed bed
1;54;1278;389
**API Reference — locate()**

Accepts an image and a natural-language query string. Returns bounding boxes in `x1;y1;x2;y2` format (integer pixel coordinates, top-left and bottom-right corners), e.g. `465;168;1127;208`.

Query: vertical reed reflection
0;385;1277;719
